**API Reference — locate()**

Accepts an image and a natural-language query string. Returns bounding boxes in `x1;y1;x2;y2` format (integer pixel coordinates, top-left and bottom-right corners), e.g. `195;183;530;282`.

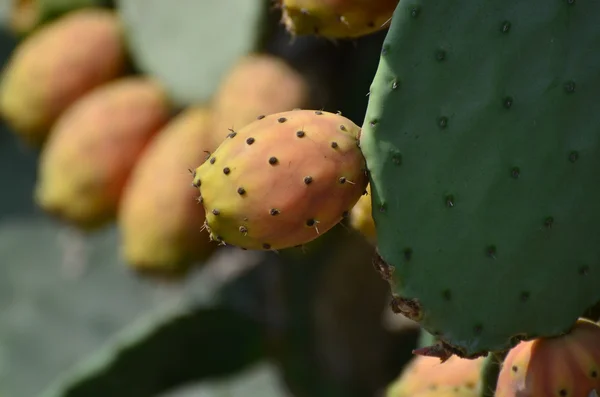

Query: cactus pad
192;109;368;251
360;0;600;357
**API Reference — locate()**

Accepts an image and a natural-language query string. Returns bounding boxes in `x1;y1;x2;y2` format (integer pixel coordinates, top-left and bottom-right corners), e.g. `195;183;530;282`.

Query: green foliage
360;0;600;356
116;0;269;107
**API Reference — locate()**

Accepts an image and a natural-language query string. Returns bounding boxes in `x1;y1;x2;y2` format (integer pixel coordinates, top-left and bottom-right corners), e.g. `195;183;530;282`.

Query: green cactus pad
360;0;600;357
116;0;267;107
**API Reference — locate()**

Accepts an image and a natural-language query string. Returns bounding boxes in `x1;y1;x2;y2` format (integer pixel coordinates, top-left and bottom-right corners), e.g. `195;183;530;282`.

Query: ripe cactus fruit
118;107;218;278
349;184;376;244
0;8;126;146
278;0;400;39
35;77;171;230
211;53;310;149
496;318;600;397
386;355;483;397
360;0;600;356
192;109;368;251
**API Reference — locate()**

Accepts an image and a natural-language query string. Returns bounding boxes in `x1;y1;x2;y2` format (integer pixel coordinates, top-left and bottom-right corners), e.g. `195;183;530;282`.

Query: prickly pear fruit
411;386;477;397
211;53;310;149
0;8;126;146
349;184;375;244
118;107;218;278
360;0;600;356
496;318;600;397
192;109;368;251
35;77;171;230
278;0;399;39
386;355;483;397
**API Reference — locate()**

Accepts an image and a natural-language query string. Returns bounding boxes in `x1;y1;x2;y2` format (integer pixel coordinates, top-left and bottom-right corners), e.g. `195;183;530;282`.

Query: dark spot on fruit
403;248;413;261
228;131;237;138
339;177;346;184
192;181;200;188
503;96;513;108
239;226;247;234
568;151;579;162
270;208;280;216
263;243;271;250
544;216;554;229
367;21;375;28
473;324;483;335
486;245;497;258
381;44;390;55
340;125;347;131
559;389;567;396
306;219;315;226
223;167;230;175
438;116;448;129
512;366;518;373
237;187;246;195
435;49;446;61
296;130;305;138
379;203;387;212
579;265;590;275
212;209;220;216
391;79;399;90
390;294;422;321
591;370;597;378
268;156;278;165
442;289;452;300
246;137;255;145
331;141;338;148
511;166;521;178
520;291;530;301
564;80;576;93
445;195;455;208
501;21;511;33
257;115;265;120
391;151;402;165
304;176;313;184
410;6;420;18
278;117;287;123
315;110;323;115
342;210;349;218
210;157;216;164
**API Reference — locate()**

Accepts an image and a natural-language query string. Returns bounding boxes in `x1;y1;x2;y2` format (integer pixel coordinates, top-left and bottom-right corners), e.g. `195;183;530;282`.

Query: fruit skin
349;184;376;244
211;53;310;150
410;386;478;397
192;109;368;251
386;355;483;397
359;0;600;356
118;107;218;278
0;8;127;146
496;318;600;397
35;77;171;230
278;0;399;39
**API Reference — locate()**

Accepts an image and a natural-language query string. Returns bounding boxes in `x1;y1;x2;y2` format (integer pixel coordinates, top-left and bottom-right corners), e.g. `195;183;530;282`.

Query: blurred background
0;1;422;396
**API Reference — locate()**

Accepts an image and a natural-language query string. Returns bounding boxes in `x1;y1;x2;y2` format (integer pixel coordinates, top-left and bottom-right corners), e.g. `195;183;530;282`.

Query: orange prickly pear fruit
192;109;368;251
349;184;376;243
496;318;600;397
211;53;310;149
278;0;400;39
386;355;484;397
0;8;127;146
35;77;172;230
118;106;218;278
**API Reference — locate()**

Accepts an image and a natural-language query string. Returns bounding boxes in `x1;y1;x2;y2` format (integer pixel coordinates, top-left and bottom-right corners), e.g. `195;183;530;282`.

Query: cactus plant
360;0;600;357
192;109;368;251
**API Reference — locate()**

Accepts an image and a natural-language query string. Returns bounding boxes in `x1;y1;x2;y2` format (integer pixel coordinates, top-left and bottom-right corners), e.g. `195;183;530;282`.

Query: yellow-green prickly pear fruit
211;53;310;149
349;184;376;244
386;355;483;397
192;109;368;251
118;107;218;279
0;8;127;146
278;0;400;39
35;77;172;230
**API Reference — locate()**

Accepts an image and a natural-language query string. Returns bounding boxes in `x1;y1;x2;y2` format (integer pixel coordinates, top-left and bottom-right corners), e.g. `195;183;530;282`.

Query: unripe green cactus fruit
192;109;368;251
360;0;600;357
